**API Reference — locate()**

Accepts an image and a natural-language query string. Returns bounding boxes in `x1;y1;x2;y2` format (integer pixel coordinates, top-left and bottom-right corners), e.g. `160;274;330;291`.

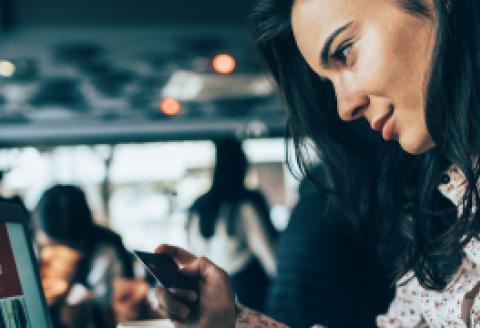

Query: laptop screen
0;222;50;328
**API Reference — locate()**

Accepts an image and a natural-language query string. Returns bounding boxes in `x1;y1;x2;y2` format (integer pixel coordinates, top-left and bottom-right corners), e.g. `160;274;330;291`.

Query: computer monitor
0;203;52;328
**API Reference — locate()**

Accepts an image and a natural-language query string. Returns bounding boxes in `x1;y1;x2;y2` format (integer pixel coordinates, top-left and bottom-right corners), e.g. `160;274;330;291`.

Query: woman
36;184;134;327
154;0;480;327
187;138;277;312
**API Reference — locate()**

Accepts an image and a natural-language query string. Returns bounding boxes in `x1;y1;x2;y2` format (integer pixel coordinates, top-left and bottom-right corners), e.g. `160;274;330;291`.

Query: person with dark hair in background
35;184;133;328
266;171;395;327
186;138;277;312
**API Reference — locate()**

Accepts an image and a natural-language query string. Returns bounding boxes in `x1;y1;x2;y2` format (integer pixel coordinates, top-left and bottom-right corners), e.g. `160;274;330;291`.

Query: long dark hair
189;138;275;240
252;0;480;290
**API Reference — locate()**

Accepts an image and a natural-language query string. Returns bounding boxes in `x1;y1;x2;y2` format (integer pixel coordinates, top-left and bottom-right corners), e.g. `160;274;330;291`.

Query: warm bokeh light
212;53;236;75
160;98;181;116
0;60;16;77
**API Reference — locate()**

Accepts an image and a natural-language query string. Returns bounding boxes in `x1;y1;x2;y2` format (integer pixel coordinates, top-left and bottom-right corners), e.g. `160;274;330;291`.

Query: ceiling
1;0;256;29
0;0;285;147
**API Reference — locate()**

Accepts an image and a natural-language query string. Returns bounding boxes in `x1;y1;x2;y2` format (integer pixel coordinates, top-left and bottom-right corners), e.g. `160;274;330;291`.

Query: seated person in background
35;184;134;328
266;173;395;327
186;138;277;312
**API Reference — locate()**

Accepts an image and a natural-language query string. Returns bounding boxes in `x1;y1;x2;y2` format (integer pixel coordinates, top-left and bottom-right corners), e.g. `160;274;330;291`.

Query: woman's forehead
291;0;382;30
290;0;359;69
291;0;397;69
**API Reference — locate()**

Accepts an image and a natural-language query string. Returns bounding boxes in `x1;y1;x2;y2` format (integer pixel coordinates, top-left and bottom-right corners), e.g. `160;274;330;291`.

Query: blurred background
0;3;397;328
0;0;297;251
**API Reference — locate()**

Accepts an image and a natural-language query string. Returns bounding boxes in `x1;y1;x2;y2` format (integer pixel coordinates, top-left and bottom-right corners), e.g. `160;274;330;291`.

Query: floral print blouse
236;304;289;328
377;165;480;327
235;165;480;328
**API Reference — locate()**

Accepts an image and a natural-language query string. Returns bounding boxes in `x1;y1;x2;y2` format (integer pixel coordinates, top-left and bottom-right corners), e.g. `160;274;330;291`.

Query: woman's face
291;0;436;154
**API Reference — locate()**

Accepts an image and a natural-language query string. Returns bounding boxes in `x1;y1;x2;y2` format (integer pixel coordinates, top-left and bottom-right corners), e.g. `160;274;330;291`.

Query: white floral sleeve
376;275;426;328
377;164;480;327
235;304;289;328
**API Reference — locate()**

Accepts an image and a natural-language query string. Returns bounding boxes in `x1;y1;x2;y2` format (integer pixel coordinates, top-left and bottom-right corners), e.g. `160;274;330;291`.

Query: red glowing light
212;53;236;75
160;98;181;116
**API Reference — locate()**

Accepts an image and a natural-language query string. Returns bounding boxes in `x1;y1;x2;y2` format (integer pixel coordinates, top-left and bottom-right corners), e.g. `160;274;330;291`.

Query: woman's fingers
180;256;225;281
155;244;196;264
169;288;198;303
154;245;220;282
152;251;237;327
155;286;191;321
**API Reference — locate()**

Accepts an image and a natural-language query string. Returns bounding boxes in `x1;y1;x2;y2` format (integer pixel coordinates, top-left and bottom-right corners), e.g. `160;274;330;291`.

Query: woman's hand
153;245;236;328
39;245;82;304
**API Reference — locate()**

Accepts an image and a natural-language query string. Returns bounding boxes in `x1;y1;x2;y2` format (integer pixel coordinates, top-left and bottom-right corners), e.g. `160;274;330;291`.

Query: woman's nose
333;78;369;121
336;94;369;122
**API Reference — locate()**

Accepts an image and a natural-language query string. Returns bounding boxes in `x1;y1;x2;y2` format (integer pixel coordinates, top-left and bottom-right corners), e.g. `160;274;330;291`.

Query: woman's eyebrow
320;21;354;68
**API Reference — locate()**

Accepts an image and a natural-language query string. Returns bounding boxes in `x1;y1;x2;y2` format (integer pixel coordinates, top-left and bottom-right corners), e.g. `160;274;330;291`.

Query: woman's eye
332;42;353;64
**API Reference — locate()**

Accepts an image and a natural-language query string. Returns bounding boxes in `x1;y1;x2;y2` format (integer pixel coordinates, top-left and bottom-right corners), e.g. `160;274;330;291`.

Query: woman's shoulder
380;238;480;327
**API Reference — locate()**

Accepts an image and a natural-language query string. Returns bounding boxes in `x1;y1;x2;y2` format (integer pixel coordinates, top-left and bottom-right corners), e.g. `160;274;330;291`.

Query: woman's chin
398;134;436;155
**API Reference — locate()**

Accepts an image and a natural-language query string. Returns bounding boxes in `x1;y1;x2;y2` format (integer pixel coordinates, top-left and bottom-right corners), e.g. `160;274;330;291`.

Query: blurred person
35;184;134;328
186;138;277;312
266;172;395;327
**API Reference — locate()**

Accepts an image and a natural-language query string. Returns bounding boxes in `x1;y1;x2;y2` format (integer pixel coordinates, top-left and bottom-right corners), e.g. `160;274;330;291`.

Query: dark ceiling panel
0;0;284;147
12;0;255;26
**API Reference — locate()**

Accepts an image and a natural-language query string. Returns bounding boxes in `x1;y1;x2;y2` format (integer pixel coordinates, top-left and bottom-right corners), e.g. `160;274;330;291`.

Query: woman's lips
381;113;395;141
371;108;395;141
